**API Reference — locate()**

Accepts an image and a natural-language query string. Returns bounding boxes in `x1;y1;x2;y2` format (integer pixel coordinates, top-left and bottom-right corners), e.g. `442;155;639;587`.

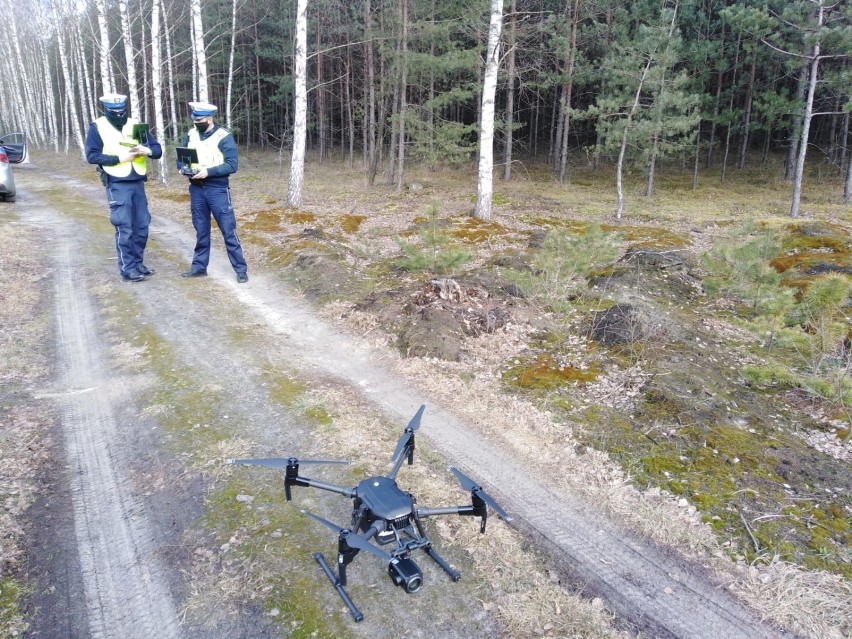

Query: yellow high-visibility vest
95;117;147;178
187;128;229;170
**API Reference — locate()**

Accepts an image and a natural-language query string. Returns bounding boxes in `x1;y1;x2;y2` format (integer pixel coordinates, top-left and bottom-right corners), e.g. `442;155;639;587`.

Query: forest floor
1;149;850;639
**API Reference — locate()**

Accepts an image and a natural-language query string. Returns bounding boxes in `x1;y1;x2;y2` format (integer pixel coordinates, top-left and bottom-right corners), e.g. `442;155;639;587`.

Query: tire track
50;213;181;639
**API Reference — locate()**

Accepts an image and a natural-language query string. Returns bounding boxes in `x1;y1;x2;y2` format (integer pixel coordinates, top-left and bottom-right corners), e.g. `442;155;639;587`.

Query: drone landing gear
423;544;461;582
314;553;364;623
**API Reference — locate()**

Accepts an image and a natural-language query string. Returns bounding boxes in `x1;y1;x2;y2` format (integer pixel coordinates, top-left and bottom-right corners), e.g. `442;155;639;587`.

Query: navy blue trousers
188;183;247;274
106;180;150;277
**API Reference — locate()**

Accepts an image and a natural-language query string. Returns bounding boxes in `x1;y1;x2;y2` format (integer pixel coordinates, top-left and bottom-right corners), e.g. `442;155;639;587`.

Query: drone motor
389;557;423;593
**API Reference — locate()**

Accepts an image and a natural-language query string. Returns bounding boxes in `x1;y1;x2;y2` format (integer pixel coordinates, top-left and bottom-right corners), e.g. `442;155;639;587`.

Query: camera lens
405;574;423;593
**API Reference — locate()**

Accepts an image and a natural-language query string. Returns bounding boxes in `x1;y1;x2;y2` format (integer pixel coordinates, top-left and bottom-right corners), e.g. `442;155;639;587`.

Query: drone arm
415;505;475;518
387;436;414;480
295;476;357;499
417;498;489;533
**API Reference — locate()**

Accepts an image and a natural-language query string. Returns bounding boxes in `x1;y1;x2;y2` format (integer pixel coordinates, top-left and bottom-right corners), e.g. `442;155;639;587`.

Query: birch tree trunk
473;0;504;221
191;0;209;101
118;0;140;112
790;1;823;219
151;0;168;184
74;29;96;124
96;0;114;94
786;62;808;181
40;40;60;151
53;4;85;154
226;0;238;129
6;5;36;144
287;0;308;207
615;59;651;219
162;0;179;140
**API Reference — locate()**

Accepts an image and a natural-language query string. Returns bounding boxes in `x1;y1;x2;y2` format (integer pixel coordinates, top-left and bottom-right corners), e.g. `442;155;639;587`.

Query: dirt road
14;167;793;638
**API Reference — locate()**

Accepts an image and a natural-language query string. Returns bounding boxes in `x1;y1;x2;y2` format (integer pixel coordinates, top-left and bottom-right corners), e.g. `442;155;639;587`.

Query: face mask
105;109;128;129
194;121;209;134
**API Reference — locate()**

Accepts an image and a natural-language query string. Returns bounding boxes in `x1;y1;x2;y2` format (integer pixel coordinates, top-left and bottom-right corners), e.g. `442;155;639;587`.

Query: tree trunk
151;0;168;184
162;0;179;141
96;0;114;94
254;19;264;147
706;26;725;169
53;5;84;154
473;0;504;221
646;133;659;197
386;39;401;185
346;48;355;167
558;0;581;184
287;0;308;207
191;0;209;101
502;0;517;181
737;47;757;170
720;36;741;183
692;123;701;190
316;22;326;162
790;2;824;219
118;0;140;114
395;0;408;193
365;0;378;183
786;62;808;181
226;0;238;130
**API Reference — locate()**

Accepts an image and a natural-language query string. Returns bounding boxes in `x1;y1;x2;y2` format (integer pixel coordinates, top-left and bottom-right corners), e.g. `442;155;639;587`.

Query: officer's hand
119;152;137;163
133;145;152;157
190;168;209;180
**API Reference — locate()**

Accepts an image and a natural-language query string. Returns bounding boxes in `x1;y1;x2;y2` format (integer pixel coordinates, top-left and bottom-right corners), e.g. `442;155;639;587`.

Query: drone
229;404;512;622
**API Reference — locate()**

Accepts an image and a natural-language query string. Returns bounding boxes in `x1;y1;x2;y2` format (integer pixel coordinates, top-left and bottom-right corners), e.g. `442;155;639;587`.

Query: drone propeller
228;457;350;469
301;510;394;562
449;466;513;522
389;403;426;464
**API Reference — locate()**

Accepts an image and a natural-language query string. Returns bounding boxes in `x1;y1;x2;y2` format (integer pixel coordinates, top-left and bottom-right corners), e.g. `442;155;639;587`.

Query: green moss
261;366;306;406
449;216;510;244
768;222;852;274
600;224;689;249
304;405;332;425
340;214;367;233
503;354;599;392
0;576;29;638
243;209;283;232
283;211;318;224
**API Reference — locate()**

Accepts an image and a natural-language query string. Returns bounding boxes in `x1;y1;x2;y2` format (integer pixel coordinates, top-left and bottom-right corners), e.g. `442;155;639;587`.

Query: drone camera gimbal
229;403;511;622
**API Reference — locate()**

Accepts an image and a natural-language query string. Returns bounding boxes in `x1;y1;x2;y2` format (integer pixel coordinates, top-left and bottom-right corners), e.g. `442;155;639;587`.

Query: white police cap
100;93;127;108
189;101;218;118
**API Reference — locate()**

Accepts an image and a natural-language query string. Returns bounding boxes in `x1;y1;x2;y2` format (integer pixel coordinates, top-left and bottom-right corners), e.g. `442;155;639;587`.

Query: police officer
86;93;162;282
179;102;248;283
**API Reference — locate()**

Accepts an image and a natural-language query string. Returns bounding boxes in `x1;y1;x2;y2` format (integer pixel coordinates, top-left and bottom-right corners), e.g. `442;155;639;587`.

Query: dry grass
0;218;55;637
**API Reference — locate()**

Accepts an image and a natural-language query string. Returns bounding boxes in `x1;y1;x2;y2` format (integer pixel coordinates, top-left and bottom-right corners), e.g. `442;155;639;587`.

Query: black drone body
229;404;511;622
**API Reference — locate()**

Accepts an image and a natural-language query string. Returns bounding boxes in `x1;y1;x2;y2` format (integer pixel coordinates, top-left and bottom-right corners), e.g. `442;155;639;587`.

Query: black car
0;132;27;202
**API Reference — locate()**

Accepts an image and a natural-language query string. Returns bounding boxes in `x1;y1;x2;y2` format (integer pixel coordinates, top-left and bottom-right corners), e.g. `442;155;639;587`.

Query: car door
0;132;26;164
